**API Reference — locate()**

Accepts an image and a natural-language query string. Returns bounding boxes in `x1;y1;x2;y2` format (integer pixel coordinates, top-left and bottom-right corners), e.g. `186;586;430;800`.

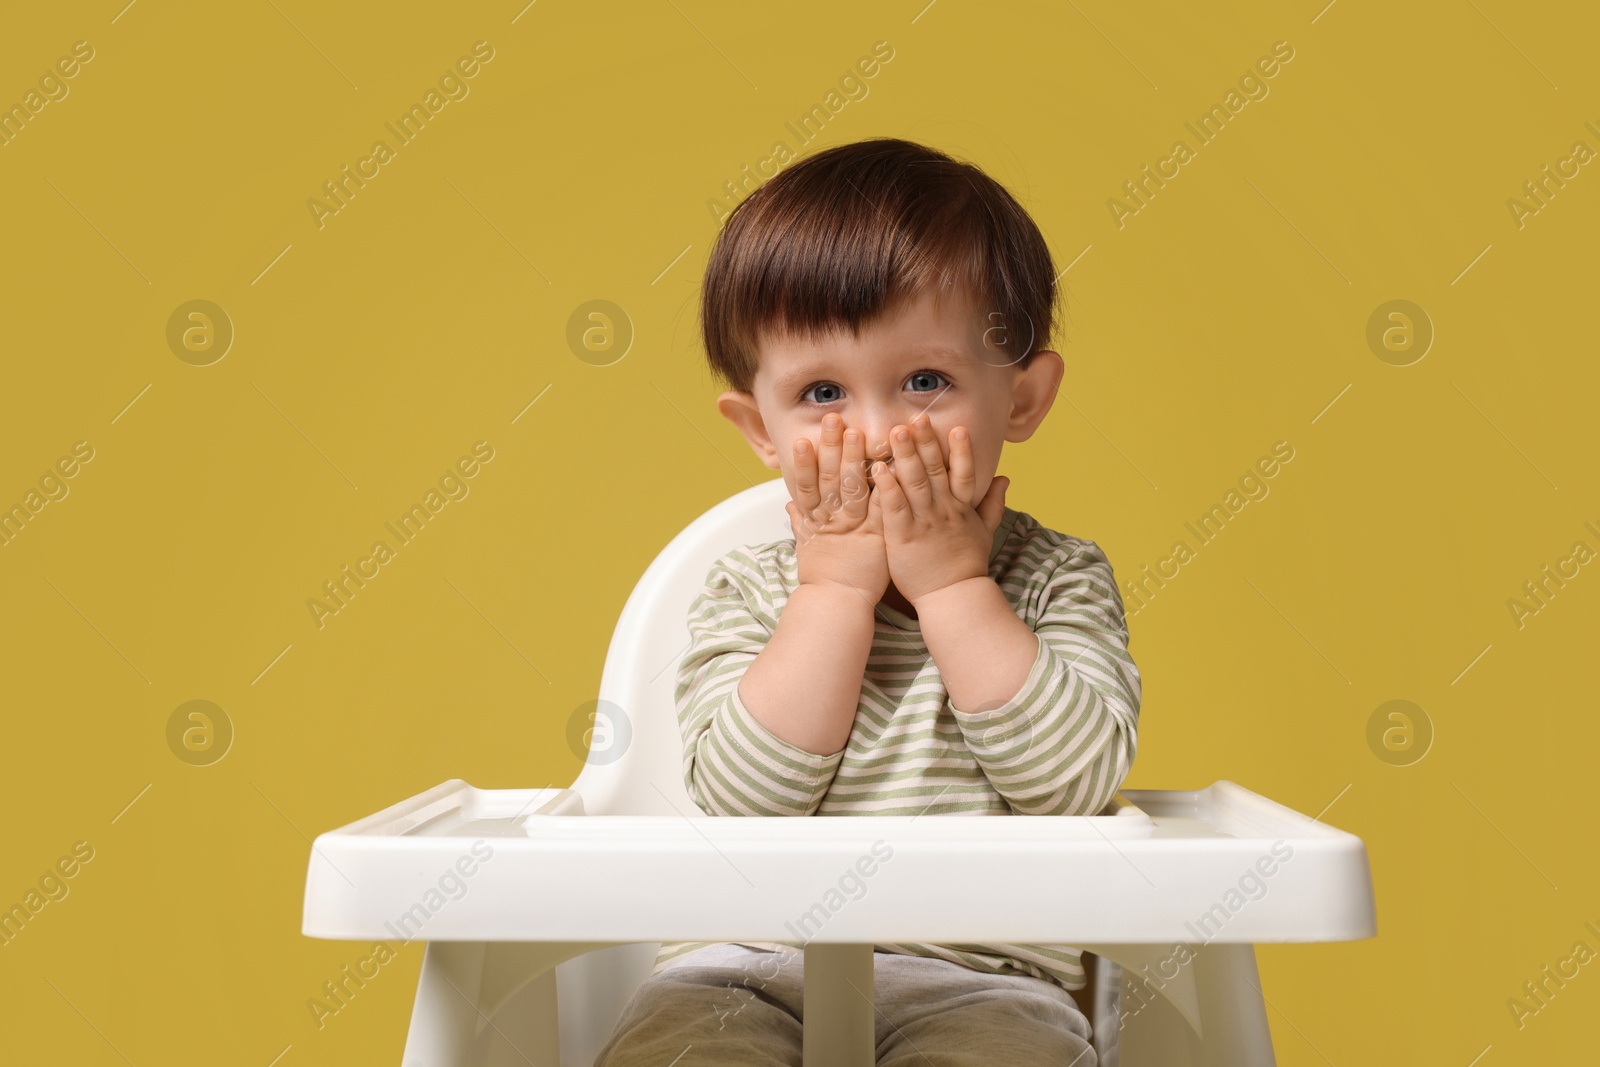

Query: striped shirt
651;506;1142;991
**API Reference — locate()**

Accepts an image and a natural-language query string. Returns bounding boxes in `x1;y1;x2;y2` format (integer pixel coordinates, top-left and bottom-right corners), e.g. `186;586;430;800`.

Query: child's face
718;284;1062;509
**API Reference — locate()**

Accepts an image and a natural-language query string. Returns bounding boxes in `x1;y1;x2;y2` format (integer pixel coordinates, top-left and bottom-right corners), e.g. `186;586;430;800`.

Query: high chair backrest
569;477;793;817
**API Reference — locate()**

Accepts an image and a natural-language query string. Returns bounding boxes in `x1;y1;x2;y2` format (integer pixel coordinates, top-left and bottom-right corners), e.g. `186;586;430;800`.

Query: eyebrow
769;345;972;395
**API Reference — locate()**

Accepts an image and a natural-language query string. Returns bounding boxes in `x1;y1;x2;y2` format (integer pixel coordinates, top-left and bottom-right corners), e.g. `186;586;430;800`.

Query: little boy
595;137;1141;1066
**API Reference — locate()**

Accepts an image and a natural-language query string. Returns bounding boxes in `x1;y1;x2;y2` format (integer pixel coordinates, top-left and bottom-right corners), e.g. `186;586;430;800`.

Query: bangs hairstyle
700;137;1060;393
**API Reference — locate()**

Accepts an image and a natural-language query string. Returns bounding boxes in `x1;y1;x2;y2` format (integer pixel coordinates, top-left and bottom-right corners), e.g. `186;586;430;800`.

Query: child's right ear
716;391;781;470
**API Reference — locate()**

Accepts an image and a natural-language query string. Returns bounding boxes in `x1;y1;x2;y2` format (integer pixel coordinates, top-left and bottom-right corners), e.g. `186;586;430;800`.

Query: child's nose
853;415;896;462
857;411;927;463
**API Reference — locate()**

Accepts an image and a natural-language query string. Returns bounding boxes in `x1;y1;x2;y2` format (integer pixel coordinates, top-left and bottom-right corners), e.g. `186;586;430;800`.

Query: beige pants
594;942;1097;1067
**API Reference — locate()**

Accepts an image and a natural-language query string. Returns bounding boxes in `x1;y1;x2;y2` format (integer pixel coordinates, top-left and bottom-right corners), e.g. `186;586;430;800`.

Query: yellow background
1;1;1595;1064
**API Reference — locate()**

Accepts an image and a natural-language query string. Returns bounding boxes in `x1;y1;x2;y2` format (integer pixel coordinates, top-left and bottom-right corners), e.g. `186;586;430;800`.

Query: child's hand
786;413;890;601
872;414;1008;607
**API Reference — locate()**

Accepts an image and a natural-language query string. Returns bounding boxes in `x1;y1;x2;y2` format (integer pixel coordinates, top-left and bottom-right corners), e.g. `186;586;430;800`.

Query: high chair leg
1191;943;1274;1067
1078;942;1275;1066
403;940;603;1066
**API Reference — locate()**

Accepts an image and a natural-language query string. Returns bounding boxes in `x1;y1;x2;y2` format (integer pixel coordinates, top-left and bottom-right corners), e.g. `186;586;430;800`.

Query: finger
948;426;976;505
910;414;949;494
816;414;843;513
976;476;1009;535
872;461;911;530
890;424;933;512
839;427;870;521
792;437;821;513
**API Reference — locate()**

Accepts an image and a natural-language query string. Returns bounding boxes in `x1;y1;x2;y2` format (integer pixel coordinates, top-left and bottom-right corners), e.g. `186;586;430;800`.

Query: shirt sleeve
948;539;1142;816
675;550;846;817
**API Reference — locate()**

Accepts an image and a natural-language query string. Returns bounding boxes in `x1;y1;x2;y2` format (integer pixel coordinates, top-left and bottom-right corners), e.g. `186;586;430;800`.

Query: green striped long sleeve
654;507;1142;992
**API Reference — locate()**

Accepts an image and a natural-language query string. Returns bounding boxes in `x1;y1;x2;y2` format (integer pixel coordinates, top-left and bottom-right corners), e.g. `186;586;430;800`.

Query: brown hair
700;137;1060;393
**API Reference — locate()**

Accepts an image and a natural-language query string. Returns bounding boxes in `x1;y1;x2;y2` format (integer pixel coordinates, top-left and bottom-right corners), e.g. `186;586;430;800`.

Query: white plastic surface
303;776;1374;945
299;475;1376;1067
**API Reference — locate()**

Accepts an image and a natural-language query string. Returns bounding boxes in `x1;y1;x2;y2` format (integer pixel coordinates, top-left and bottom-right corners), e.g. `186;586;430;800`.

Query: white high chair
302;476;1376;1067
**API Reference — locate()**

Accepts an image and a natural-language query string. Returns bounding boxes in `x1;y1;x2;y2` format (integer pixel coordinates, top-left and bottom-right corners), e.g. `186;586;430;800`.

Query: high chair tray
302;778;1374;945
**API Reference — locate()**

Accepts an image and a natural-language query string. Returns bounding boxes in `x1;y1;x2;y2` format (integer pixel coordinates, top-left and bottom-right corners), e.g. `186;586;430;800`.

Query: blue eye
803;382;843;404
907;371;947;392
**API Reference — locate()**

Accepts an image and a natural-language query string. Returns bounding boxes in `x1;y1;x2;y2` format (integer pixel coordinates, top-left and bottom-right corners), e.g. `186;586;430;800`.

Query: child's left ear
1004;350;1065;442
717;390;781;469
